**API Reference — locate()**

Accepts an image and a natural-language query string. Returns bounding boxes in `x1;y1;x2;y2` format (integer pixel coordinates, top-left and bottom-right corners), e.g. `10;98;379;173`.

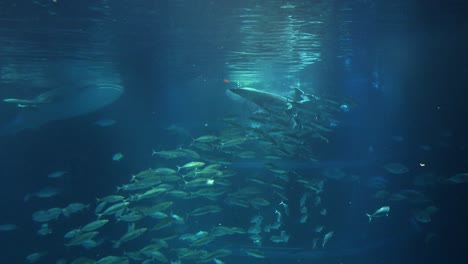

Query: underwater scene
0;0;467;263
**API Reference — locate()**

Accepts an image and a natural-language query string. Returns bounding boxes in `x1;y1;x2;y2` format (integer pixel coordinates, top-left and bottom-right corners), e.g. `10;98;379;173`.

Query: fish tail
112;240;120;248
366;213;372;222
62;209;70;218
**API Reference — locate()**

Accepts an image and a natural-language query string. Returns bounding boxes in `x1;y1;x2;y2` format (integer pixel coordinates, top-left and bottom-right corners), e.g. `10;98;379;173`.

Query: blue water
0;0;467;263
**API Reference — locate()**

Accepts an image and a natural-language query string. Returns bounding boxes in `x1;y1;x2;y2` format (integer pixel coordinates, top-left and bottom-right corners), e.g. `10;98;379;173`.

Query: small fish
94;118;116;127
366;206;390;222
96;195;125;203
270;230;289;243
412;206;438;223
81;219;109;232
62;203;89;217
0;224;18;231
322;231;334;248
152;150;186;159
26;252;47;263
98;201;129;218
56;258;67;264
37;223;52;236
113;227;147;248
447;173;468;184
112;152;124;161
64;228;80;239
47;170;68;178
150;217;174;230
312;238;319;249
213;258;225;264
24;186;62;202
383;163;409;174
244;248;265;258
66;231;99;246
315;225;324;233
177;161;205;172
117;213;145;222
96;256;128;264
190;205;222;216
3;98;37;108
32;208;62;222
190;236;215;247
193;135;218;143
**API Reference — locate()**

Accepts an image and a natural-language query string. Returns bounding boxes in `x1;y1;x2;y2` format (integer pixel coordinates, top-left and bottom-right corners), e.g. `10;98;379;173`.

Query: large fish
228;87;293;113
228;87;332;118
1;83;123;135
229;87;345;131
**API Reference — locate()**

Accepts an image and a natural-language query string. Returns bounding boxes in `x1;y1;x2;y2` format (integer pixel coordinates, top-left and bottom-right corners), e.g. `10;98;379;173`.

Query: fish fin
130;175;137;182
116;185;126;192
366;213;372;222
292;88;305;101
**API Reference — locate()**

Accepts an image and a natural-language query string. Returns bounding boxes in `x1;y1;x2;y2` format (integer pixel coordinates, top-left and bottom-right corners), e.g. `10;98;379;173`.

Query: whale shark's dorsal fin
292;88;306;101
292;88;320;103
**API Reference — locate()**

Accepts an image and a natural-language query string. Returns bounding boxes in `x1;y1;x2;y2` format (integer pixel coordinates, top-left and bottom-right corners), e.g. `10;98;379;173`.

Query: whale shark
0;83;123;135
